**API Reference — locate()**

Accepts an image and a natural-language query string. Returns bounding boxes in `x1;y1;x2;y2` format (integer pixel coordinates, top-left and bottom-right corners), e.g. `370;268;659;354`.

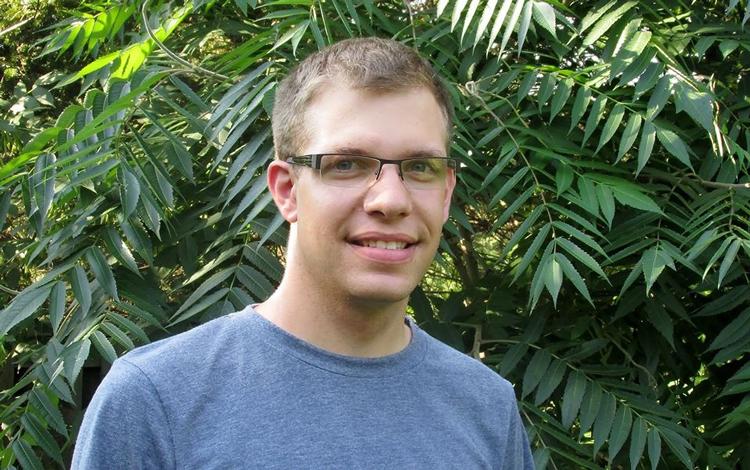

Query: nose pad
372;162;404;187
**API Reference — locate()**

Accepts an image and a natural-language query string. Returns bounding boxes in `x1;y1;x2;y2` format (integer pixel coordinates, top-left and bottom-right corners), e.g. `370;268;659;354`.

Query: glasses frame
285;153;459;189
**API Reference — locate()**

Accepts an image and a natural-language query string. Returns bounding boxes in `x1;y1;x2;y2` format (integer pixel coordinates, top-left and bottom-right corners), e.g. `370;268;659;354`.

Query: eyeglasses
285;154;458;190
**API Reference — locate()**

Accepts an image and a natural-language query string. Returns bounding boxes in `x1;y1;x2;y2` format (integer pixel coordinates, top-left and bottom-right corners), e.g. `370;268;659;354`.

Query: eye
405;158;440;175
333;159;357;171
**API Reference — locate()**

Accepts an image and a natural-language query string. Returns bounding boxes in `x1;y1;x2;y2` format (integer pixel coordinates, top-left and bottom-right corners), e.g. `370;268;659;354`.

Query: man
73;37;533;468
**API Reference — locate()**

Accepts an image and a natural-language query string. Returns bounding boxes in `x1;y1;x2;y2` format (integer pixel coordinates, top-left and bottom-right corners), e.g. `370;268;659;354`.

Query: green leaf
616;112;642;163
641;246;666;293
645;76;671;121
636;120;656;175
100;321;135;350
49;281;66;334
616;47;656;88
660;427;693;468
86;246;119;300
91;329;118;363
595;184;615;228
610;30;652;79
450;0;470;31
486;0;515;55
675;87;713;133
69;265;92;316
551;220;607;257
576;176;599;217
646;303;675;349
556;238;608;280
592;392;616;457
119;165;140;218
499;342;529;376
473;0;498;47
532;1;556;37
629;417;648;470
170;287;230;325
543;256;563;307
495;185;535;228
647;428;661;470
513;223;551;283
12;439;44;470
561;370;587;428
554;253;593;305
516;0;534;54
500;0;526;55
103;226;140;275
634;62;664;99
490;167;530;208
516;71;537;106
549;78;573;122
537;74;556;111
582;96;606;146
0;284;53;336
607;178;662;213
173;268;235;318
62;339;90;385
569;86;592;133
522;348;552;398
29;388;67;437
460;0;482;42
21;412;63;465
534;359;566;405
555;163;574;195
582;1;637;46
655;127;693;170
707;306;750;351
579;383;602;435
717;238;741;287
596;103;625;153
608;405;633;460
501;205;543;257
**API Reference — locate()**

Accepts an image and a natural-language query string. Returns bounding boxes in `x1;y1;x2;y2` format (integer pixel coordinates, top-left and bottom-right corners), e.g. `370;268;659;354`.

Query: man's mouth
353;240;409;250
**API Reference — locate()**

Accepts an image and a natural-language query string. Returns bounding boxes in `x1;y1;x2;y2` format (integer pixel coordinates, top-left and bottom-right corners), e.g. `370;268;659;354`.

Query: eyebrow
328;146;447;158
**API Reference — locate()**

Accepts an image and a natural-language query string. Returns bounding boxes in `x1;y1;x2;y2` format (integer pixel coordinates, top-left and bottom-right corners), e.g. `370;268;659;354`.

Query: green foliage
2;0;750;467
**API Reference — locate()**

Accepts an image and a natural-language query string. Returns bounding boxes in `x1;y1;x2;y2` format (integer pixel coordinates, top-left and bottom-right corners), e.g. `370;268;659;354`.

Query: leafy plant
1;0;749;468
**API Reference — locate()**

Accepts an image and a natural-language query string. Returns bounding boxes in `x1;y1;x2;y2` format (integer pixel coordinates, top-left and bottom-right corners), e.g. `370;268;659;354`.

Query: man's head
267;38;456;308
272;37;453;159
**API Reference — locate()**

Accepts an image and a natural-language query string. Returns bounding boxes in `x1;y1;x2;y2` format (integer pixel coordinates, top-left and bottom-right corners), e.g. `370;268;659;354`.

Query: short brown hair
271;37;453;159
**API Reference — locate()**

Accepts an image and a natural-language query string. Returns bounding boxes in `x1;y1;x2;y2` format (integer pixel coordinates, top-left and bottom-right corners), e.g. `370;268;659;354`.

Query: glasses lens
402;158;452;189
320;155;379;187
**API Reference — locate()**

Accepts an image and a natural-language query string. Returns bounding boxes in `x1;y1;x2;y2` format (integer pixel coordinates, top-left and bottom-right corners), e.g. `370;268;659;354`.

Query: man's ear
267;160;298;223
442;171;456;223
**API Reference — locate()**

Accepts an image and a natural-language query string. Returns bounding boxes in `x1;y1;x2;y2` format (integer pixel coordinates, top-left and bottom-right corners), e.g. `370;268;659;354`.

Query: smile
357;240;408;250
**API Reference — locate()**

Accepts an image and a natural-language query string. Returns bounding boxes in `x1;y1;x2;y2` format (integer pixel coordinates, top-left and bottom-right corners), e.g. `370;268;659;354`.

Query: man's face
283;83;455;306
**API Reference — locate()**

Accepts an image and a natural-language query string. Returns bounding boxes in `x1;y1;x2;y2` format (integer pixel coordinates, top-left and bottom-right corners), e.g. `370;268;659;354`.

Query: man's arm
72;358;175;470
503;399;535;469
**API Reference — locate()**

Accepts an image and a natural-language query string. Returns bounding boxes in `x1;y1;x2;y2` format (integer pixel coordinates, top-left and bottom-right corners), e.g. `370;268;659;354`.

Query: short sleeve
72;358;175;470
502;397;535;470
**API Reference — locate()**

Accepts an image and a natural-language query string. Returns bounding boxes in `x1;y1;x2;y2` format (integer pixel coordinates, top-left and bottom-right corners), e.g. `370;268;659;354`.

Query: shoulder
122;309;253;374
415;325;517;402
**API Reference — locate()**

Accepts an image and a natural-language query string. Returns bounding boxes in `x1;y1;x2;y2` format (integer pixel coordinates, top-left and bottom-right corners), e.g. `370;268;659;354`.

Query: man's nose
363;165;413;218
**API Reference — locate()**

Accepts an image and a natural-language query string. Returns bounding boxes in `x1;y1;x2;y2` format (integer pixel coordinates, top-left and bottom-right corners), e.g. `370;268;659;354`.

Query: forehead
301;83;449;157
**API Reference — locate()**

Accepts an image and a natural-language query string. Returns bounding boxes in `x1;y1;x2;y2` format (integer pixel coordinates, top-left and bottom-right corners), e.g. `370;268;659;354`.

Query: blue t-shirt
73;307;533;469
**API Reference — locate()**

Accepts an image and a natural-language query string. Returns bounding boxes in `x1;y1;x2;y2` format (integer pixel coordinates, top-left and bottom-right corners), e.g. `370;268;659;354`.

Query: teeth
361;240;407;250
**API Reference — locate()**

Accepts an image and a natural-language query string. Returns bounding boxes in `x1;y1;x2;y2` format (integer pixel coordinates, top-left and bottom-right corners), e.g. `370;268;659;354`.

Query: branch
644;171;750;191
0;18;33;38
140;0;229;81
0;283;21;295
699;179;750;190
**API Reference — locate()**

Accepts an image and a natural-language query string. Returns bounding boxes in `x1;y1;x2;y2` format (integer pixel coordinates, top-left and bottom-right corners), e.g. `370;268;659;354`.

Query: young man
73;38;533;468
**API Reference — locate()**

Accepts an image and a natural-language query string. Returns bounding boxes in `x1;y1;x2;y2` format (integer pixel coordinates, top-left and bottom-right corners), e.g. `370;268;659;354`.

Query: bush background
1;0;749;468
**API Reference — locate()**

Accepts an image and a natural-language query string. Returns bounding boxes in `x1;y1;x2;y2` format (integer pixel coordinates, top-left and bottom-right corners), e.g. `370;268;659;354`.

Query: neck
255;279;411;358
